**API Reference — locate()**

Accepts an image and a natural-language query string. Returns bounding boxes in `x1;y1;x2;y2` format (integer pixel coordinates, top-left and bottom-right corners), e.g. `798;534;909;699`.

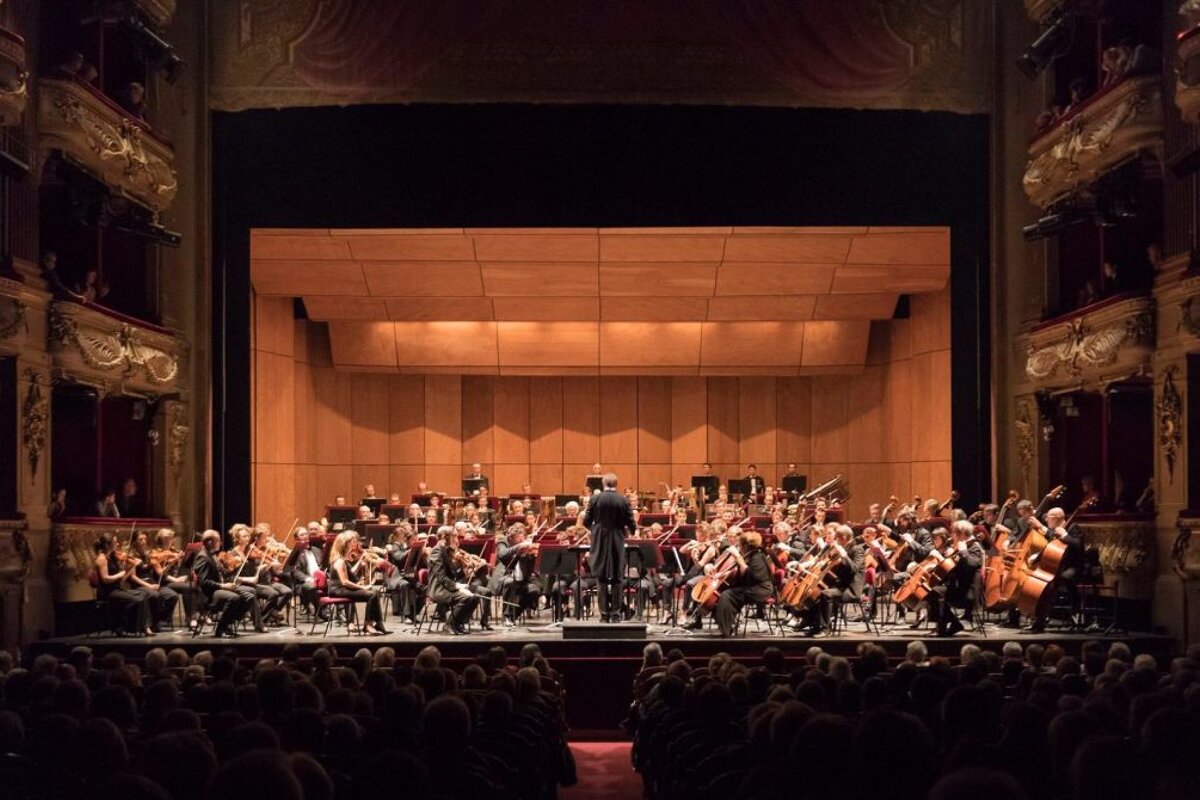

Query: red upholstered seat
313;570;350;605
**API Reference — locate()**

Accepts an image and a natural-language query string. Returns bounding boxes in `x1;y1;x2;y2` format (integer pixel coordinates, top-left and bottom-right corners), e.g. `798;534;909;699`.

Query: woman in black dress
327;531;389;635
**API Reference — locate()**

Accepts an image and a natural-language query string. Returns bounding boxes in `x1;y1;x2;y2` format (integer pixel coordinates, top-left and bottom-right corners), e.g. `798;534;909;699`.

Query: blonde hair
742;531;763;548
327;531;358;564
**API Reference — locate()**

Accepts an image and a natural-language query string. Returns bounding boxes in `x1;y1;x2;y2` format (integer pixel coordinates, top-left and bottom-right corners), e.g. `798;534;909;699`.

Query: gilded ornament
1158;366;1183;484
21;371;48;480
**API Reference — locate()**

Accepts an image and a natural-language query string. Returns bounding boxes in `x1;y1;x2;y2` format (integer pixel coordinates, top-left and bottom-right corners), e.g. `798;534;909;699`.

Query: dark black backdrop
212;103;990;529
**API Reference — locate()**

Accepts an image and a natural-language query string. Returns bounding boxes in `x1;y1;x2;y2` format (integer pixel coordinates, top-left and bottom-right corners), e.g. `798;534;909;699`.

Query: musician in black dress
92;532;152;636
713;531;774;637
583;473;637;622
929;520;985;637
326;531;389;635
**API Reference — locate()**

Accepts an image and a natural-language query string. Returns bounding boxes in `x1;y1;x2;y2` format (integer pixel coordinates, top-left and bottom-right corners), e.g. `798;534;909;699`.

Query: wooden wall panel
493;463;530;497
529;377;564;464
529;463;564;495
707;378;740;465
254;351;295;464
493;377;531;465
350;374;389;464
388;376;426;464
738;377;776;467
562;377;600;463
461;376;494;466
776;378;812;466
638;463;672;495
845;365;884;464
312;367;352;465
810;377;849;463
315;465;353;505
600;377;638;464
671;377;707;467
637;377;672;463
424;375;462;465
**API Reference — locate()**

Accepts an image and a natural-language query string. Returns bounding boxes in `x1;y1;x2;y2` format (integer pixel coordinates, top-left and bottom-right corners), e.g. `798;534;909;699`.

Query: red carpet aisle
563;742;641;799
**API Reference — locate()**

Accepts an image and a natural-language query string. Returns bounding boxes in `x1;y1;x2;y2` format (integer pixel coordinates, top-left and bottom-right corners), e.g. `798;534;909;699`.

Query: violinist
381;523;419;622
327;531;389;635
929;521;985;637
126;529;179;632
282;527;321;613
192;529;252;638
428;525;480;634
799;524;864;639
251;525;294;623
224;524;267;632
151;528;201;631
497;523;541;625
452;521;495;631
92;532;152;636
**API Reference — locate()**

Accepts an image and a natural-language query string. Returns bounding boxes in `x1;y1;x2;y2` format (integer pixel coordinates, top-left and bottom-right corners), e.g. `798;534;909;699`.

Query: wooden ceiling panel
472;234;598;262
699;322;806;367
497;322;599;366
492;297;600;321
846;231;951;265
480;263;598;296
715;263;836;296
361;261;484;296
599;322;702;367
384;298;494;321
327;322;398;367
800;321;872;367
303;296;389;320
830;265;948;294
731;226;868;235
250;234;351;261
345;234;476;261
394;321;499;367
600;296;709;321
599;234;726;262
797;365;864;376
601;226;733;235
813;293;899;320
599;262;718;296
330;228;465;236
251;260;367;296
707;296;817;321
722;234;852;263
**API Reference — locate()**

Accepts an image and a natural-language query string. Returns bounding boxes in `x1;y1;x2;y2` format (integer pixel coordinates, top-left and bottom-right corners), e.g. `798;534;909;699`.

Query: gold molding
167;401;189;487
1181;295;1200;337
1021;295;1155;390
21;370;47;481
1024;0;1065;22
1024;76;1164;209
37;77;177;212
1159;366;1183;484
133;0;175;28
0;27;27;127
0;296;24;339
48;301;184;395
1015;397;1036;490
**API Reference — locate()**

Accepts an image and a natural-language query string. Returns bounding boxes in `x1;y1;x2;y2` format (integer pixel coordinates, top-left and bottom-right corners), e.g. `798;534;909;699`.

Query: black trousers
149;586;180;629
207;588;251;634
597;578;622;620
469;578;494;624
714;587;769;637
104;588;150;632
329;586;384;625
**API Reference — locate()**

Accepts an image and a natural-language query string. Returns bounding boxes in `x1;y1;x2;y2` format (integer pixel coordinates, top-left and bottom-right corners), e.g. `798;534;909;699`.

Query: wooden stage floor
30;618;1172;733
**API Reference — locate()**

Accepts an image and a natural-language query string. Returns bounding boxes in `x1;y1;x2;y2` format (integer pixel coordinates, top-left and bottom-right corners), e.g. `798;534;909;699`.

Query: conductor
583;472;636;622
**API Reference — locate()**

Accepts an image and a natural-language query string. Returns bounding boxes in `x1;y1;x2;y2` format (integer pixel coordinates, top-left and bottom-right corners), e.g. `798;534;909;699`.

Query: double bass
983;485;1064;611
1010;496;1095;616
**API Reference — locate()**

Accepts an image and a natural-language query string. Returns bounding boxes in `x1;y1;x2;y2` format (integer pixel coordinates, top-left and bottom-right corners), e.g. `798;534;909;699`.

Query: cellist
927;520;985;637
1024;506;1083;633
799;524;864;639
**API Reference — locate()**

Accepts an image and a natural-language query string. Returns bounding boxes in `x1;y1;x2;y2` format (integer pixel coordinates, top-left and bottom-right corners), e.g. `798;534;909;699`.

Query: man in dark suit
583;473;636;622
744;464;765;499
427;525;479;634
192;530;251;638
804;524;864;638
928;520;985;636
464;463;489;489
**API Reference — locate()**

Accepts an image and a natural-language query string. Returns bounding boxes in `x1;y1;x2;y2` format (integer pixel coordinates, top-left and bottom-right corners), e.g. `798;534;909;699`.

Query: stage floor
30;617;1173;733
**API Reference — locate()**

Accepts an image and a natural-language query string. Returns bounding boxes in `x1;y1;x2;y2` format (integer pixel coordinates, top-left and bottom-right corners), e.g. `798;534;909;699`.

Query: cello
691;539;743;611
1011;496;1095;616
779;541;843;611
893;533;976;608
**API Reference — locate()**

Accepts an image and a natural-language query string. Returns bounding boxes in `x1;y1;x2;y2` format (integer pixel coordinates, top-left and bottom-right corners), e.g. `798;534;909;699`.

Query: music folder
781;475;808;495
326;505;357;525
536;545;576;577
462;478;486;496
727;479;751;497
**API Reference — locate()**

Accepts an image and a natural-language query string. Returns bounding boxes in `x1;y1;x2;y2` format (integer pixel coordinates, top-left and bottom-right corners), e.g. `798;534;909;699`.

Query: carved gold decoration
1181;297;1200;337
21;371;47;481
0;27;27;127
1024;0;1065;22
0;520;31;584
1023;297;1154;387
37;77;177;212
1080;518;1155;598
1159;366;1183;484
0;296;24;339
1178;27;1200;124
133;0;176;28
168;402;189;486
1024;76;1163;208
1015;397;1036;489
50;521;170;596
1176;515;1200;582
49;301;183;394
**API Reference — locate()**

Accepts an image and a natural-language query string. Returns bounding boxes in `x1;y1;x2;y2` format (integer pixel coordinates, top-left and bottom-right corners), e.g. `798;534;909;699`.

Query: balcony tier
0;27;26;127
48;300;184;396
37;76;177;212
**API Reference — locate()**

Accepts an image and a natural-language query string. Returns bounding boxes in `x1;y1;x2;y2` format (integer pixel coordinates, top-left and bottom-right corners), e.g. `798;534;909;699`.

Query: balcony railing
49;517;172;603
1018;293;1154;390
1177;25;1200;124
48;299;184;396
0;275;27;354
1023;75;1164;209
1079;513;1156;599
37;76;178;213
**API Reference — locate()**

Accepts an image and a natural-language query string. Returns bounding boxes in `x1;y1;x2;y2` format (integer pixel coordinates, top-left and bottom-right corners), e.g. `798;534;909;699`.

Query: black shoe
621;606;635;621
1022;623;1046;634
480;621;493;631
683;618;703;631
452;623;469;635
216;628;239;639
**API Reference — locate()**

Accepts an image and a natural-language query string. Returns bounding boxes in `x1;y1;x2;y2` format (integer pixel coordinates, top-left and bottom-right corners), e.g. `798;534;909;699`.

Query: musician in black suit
583;473;636;622
496;523;539;625
803;525;864;638
192;530;251;638
1026;506;1084;633
427;525;479;634
744;464;765;499
464;463;489;489
929;521;985;637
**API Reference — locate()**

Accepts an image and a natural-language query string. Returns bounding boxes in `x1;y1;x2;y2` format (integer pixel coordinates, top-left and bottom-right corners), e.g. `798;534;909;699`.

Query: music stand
462;478;486;496
326;505;356;525
727;479;751;499
691;475;718;497
380;503;405;520
400;541;425;576
585;475;603;492
363;524;392;549
555;494;580;509
782;475;808;495
360;498;384;516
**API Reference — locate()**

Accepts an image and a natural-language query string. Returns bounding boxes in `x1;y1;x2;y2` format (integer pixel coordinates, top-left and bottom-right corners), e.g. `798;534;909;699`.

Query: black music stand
691;475;718;498
657;540;693;625
782;475;808;496
380;503;405;520
727;479;751;499
462;478;486;496
363;524;392;548
585;475;604;492
326;505;356;525
360;498;384;516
